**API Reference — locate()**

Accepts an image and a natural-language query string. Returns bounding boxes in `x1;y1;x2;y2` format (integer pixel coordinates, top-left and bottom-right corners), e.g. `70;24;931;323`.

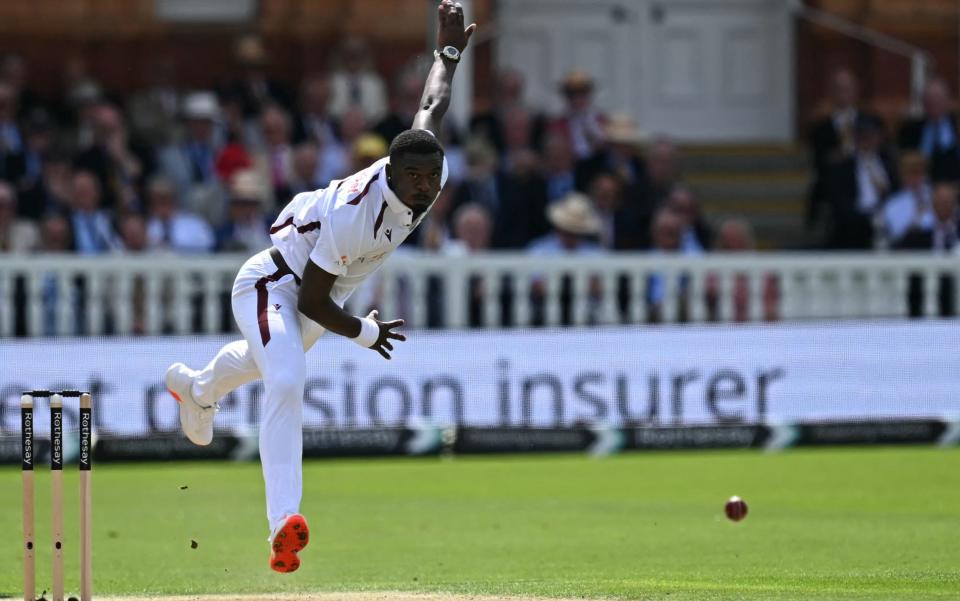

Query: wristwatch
434;46;461;63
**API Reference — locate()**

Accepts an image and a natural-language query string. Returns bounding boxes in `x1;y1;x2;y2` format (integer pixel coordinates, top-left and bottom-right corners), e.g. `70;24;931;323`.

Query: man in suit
897;183;958;317
884;152;933;247
825;114;898;249
808;69;879;234
549;71;606;162
898;78;960;183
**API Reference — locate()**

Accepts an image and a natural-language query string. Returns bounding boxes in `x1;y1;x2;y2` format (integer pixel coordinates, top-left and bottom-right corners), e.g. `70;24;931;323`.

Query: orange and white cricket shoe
269;514;310;573
165;362;218;446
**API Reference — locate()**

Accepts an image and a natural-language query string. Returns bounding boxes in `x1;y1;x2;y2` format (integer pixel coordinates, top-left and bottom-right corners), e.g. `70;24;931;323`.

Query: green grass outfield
1;447;958;601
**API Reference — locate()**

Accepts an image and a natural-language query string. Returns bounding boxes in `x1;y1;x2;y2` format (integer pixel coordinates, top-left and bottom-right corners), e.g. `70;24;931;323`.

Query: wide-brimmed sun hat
548;192;601;236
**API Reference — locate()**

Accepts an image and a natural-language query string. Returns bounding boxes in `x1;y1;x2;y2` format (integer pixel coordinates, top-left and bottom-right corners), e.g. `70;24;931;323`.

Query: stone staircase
679;144;811;250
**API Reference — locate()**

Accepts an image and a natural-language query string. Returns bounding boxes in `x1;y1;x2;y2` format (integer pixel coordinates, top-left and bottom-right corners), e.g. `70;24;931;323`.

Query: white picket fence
0;251;958;337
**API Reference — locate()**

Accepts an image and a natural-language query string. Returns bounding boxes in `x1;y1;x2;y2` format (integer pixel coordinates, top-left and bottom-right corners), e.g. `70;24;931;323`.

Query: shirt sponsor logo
357;251;388;265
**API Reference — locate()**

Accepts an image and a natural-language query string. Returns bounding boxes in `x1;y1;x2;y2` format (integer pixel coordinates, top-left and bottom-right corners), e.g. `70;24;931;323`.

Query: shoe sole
270;514;310;573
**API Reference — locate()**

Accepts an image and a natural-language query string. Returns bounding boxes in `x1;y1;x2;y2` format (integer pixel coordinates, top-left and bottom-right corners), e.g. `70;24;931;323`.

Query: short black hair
389;129;444;164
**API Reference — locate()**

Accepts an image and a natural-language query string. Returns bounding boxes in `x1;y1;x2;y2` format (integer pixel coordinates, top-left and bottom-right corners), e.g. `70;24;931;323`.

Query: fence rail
0;252;958;337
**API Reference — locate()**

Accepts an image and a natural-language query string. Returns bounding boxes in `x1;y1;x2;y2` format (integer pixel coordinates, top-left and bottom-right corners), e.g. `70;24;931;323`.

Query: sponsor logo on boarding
21;411;32;467
79;409;91;468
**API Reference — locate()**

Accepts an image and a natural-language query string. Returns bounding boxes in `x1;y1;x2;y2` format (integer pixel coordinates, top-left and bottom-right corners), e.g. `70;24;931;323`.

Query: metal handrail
792;2;931;114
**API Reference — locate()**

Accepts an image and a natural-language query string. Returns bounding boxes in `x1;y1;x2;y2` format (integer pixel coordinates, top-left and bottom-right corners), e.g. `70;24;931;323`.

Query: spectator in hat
158;91;225;207
577;113;646;189
527;191;605;325
825;114;898;250
529;192;604;255
898;78;960;183
215;169;272;253
550;70;606;161
328;36;388;123
224;35;292;118
144;175;215;253
578;116;650;248
883;152;933;247
808;69;880;230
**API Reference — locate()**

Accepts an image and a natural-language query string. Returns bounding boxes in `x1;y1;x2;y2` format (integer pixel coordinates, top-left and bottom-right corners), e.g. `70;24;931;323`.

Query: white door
637;0;793;141
496;0;635;117
496;0;794;142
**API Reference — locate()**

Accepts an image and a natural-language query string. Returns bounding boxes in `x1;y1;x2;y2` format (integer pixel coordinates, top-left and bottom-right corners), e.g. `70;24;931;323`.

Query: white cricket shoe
165;362;218;446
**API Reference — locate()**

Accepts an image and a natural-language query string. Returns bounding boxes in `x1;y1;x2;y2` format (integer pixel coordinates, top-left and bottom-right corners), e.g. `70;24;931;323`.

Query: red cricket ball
725;496;748;522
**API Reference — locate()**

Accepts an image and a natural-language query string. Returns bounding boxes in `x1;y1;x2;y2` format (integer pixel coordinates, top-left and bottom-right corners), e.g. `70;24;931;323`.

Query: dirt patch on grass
108;594;571;601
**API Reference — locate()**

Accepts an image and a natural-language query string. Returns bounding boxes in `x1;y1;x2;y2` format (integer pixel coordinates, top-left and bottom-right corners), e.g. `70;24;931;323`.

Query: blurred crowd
0;39;958;331
809;69;960;255
0;37;741;266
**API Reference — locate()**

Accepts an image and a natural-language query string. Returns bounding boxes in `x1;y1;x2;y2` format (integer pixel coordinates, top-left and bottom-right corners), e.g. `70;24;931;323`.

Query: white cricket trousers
191;248;326;533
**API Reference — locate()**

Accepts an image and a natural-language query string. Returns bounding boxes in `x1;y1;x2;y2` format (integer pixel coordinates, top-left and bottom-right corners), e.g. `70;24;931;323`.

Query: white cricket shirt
268;155;449;304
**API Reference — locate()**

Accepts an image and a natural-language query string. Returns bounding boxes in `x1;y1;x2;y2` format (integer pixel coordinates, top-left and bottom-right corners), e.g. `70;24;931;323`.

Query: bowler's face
390;153;444;212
